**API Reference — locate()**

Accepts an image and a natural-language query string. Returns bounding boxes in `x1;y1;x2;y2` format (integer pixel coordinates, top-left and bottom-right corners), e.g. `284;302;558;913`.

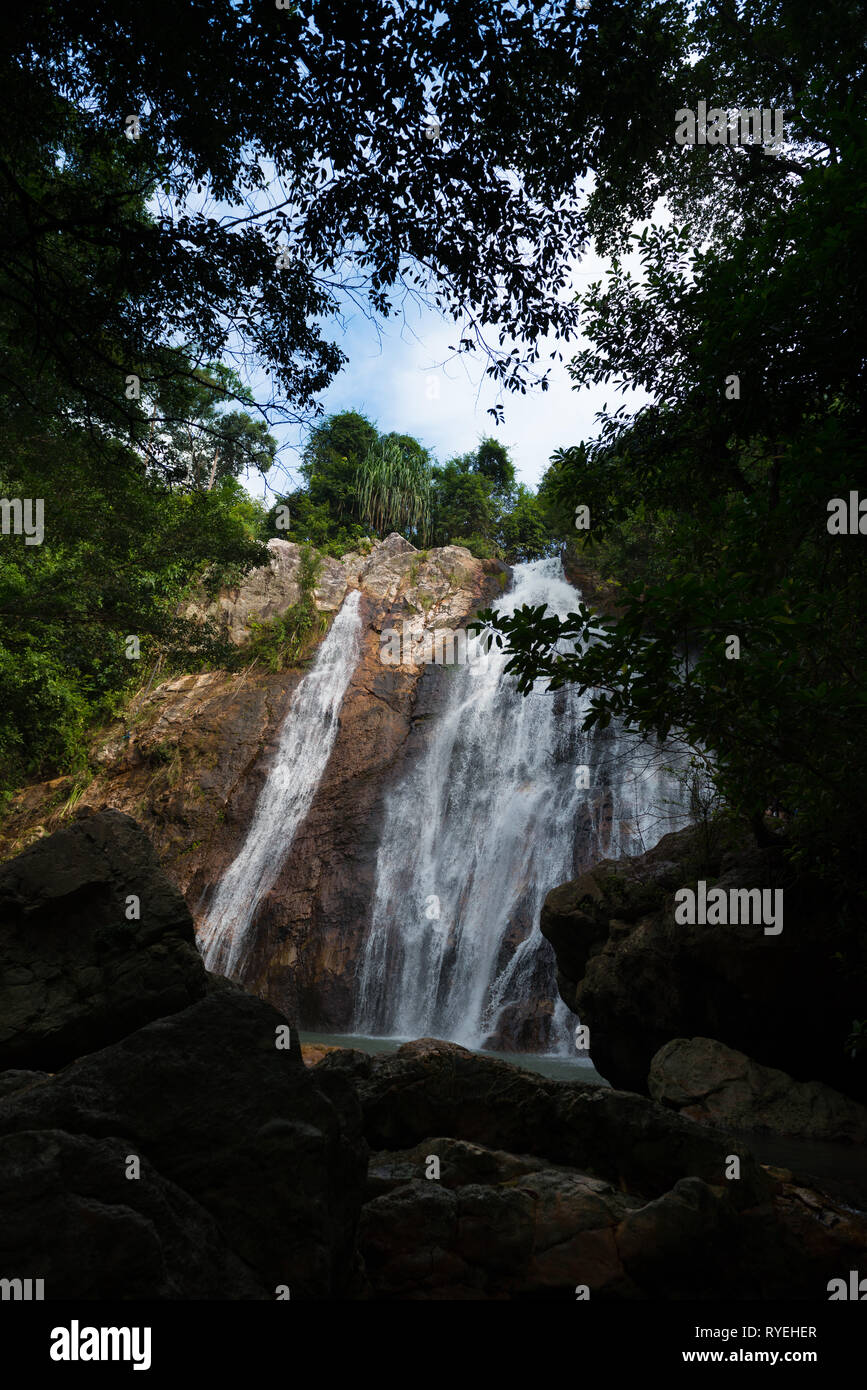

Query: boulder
541;823;866;1100
0;989;368;1299
358;1157;642;1300
649;1037;867;1142
0;809;213;1071
357;1131;864;1300
365;1136;548;1198
0;1128;266;1299
317;1037;771;1208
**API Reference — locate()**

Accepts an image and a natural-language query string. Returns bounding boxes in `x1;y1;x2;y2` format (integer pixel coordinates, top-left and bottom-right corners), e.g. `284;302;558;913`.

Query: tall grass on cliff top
358;439;432;547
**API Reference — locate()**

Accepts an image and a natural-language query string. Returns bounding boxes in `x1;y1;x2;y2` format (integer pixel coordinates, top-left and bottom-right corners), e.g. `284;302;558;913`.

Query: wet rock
649;1037;867;1142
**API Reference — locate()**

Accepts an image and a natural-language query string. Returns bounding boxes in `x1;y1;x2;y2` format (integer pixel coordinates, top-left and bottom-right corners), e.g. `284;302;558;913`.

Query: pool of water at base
298;1032;610;1086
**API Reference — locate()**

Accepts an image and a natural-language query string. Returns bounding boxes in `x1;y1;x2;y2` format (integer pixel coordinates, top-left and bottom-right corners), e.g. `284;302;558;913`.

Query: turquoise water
298;1032;610;1085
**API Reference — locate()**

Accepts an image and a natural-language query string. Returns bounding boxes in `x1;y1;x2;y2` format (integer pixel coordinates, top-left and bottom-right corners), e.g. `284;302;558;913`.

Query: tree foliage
485;5;867;912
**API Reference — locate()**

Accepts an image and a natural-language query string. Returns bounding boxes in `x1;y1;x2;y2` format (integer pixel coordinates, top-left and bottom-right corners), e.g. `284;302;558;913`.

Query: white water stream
354;558;687;1053
198;588;363;977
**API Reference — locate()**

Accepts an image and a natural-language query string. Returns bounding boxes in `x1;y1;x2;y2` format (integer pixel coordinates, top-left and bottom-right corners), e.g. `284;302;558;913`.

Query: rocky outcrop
0;538;508;1034
316;1037;770;1206
0;812;368;1299
0;991;368;1299
182;538;349;642
0;808;213;1071
540;823;867;1101
1;808;864;1302
649;1037;867;1143
317;1039;867;1300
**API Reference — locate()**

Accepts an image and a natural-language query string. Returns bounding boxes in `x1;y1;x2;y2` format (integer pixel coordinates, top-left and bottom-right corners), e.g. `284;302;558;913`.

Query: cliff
0;535;508;1030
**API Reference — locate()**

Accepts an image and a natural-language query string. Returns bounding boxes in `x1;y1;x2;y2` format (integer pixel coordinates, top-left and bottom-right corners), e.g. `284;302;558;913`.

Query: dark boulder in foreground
317;1036;770;1207
0;990;367;1299
0;808;213;1071
0;812;367;1299
1;814;865;1301
540;823;866;1101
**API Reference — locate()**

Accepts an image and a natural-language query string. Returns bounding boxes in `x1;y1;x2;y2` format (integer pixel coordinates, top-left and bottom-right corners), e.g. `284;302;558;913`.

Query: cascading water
354;557;688;1054
198;588;363;978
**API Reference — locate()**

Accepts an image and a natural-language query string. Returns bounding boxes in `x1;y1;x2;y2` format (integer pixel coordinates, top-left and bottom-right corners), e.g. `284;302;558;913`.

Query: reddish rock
0;539;507;1036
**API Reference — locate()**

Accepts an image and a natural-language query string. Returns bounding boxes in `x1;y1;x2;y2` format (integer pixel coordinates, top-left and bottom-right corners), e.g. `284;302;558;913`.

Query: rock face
318;1039;867;1300
0;537;508;1034
0;813;368;1299
0;811;864;1303
540;823;867;1101
649;1037;867;1143
0;991;368;1299
182;537;351;642
0;808;212;1071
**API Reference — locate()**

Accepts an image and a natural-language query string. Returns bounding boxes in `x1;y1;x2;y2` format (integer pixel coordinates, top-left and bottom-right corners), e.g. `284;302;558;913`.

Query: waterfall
198;588;363;978
354;557;687;1054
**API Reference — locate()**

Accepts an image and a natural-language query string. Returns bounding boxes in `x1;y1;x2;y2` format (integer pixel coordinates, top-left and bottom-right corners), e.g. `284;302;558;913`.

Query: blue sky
164;162;652;505
246;240;647;504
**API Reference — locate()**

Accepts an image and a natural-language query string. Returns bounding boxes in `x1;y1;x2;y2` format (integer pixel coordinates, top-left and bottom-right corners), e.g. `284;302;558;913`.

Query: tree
500;485;552;562
475;438;516;498
430;456;498;555
481;76;867;896
357;437;432;543
298;412;380;524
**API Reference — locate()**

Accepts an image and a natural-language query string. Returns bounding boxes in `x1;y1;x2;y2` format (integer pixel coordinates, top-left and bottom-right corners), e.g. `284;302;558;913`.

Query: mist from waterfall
198;588;363;978
354;557;688;1054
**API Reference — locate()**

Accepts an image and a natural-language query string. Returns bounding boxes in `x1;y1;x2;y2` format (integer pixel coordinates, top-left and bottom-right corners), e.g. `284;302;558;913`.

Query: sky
245;240;647;504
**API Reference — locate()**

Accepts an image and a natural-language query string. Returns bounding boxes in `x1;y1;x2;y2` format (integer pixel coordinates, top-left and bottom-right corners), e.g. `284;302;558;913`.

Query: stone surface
541;823;867;1100
0;539;508;1037
649;1037;867;1142
358;1157;642;1300
0;1127;267;1299
0;809;212;1071
347;1049;867;1299
0;989;368;1299
300;1043;344;1068
317;1037;771;1208
182;537;349;642
0;1070;51;1100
